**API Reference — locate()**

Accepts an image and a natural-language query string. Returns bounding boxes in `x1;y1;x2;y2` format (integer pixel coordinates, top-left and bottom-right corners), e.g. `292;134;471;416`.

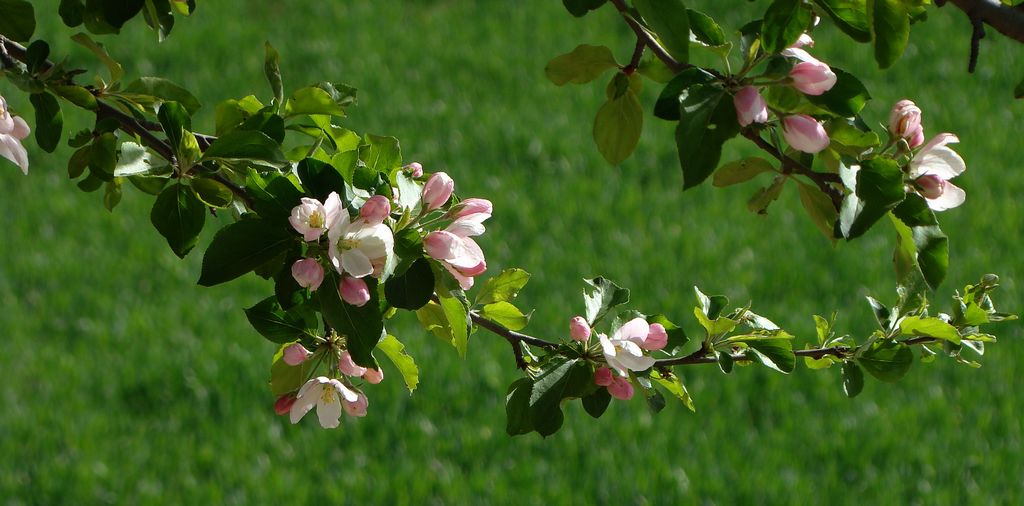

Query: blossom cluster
886;100;967;211
570;316;667;401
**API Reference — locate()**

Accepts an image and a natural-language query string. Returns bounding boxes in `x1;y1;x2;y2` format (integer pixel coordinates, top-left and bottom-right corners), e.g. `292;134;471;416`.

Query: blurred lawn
1;1;1022;504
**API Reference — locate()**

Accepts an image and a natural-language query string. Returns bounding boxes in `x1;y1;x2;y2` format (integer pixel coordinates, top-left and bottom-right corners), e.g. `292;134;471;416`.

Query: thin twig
741;130;845;210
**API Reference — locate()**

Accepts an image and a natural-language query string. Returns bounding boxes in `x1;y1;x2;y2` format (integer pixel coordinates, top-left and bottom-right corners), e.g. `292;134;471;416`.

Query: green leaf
729;334;797;373
796;180;838;241
594;74;643;165
676;84;741;189
868;0;909;69
480;302;531;331
286;87;347;117
318;270;384;368
264;42;284;114
651;372;696;412
59;0;85;27
747;175;786;215
150;183;205;258
437;289;471;358
761;0;811;54
584;277;630;325
121;77;201;115
360;134;402;173
633;0;691;63
582;388;612;418
814;0;871;43
858;340;913;382
71;32;124;85
113;142;162;178
29;92;63;153
244;296;315;344
653;68;715;121
713;157;774;187
378;335;419;393
51;85;98;110
201;130;287;166
68;145;91;179
841;361;864;397
0;0;35;41
476;268;531;305
688;9;726;47
694;307;738;336
838;157;905;239
827;120;880;157
246;169;304;220
806;68;870;117
384;258;435;310
157;101;191;153
142;0;175;41
296;157;348;203
544;44;618;86
269;344;313;396
890;195;948;290
192;178;234;208
505;378;534;436
198;218;295;286
529;358;592;437
103;179;122;211
1015;77;1024;99
562;0;607;17
87;133;117;181
899;316;961;344
694;286;728;320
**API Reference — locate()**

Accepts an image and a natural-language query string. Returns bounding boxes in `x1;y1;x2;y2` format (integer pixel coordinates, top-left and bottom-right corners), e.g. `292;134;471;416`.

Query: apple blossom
607;376;635;401
327;207;394;278
422;171;454;211
908;133;967;211
782;115;830;154
594;367;614;386
338;351;368;377
360;195;392;225
0;95;31;175
289;192;342;242
789;60;837;96
734;86;768;127
339;275;371;307
599;318;657;376
423;219;488;290
291;258;325;291
449;198;493;219
290;376;360;429
569;316;591;342
407;161;424;178
791;33;814;49
644;323;668;351
888;99;925;149
343;392;369;417
283;342;313;366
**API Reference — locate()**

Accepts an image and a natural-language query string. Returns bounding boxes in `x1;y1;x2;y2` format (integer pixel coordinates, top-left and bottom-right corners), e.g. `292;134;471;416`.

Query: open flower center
308;211;326;229
320;386;338;405
339;237;360;251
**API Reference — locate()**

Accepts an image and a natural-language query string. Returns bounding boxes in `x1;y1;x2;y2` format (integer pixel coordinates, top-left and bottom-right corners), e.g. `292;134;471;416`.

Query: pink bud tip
733;86;768;127
291;258;325;291
422;172;455;211
362;368;384;384
339;276;371;307
782;115;830;154
360;195;392;225
283;343;313;366
338;351;368;377
594;367;614;386
569;316;591;342
344;393;369;417
607;376;635;400
915;174;946;200
643;323;668;351
274;394;297;415
451;198;493;219
423;230;459;261
407;162;424;178
789;61;837;96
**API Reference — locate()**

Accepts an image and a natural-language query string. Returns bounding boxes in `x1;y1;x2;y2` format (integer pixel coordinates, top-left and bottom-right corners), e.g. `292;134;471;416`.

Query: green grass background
1;1;1022;504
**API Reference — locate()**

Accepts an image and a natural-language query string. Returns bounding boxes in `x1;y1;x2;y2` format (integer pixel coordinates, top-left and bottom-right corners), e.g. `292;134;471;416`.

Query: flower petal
919;133;959;154
611;317;649;345
341;250;374;278
926;181;966;211
316;391;343;429
912;146;965;180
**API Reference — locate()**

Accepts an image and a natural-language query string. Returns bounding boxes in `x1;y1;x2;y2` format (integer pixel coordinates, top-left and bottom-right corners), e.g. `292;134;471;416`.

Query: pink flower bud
594;367;614;386
283;343;313;366
274;393;296;415
407;162;424;178
11;116;30;140
734;86;768;127
782;115;830;154
339;276;371;307
569;316;591;342
791;33;814;49
424;230;459;260
291;258;325;291
607;376;635;400
450;198;493;219
888;99;924;148
789;60;837;96
422;172;454;211
360;195;392;225
343;392;369;417
362;367;384;384
338;351;368;377
915;174;945;200
643;323;668;351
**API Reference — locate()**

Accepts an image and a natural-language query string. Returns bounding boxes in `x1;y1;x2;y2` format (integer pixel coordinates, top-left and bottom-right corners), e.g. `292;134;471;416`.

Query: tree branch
741;129;845;210
944;0;1024;45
